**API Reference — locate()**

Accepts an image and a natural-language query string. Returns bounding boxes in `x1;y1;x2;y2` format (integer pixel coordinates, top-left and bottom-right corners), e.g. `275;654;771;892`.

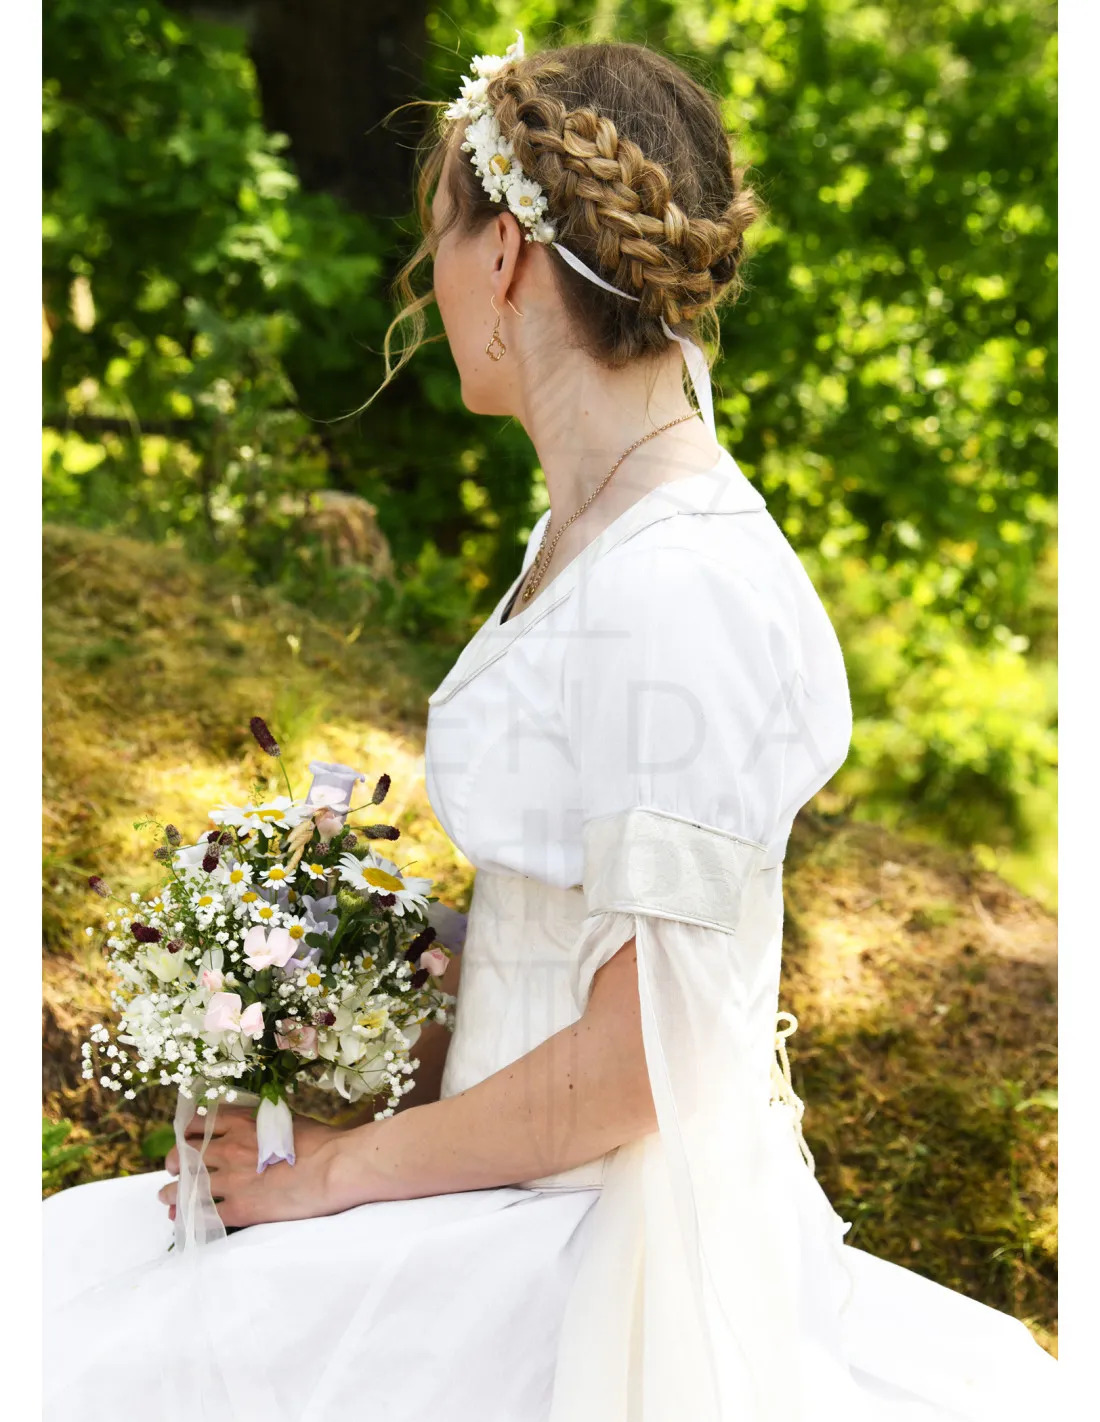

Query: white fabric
42;449;1058;1417
550;239;717;437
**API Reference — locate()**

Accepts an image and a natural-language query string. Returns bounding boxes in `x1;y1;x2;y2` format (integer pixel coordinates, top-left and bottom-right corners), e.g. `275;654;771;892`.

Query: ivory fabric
41;448;1057;1418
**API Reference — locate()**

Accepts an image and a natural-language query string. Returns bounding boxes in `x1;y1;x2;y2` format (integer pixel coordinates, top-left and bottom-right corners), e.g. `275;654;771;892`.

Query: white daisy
299;860;329;882
337;851;433;919
213;860;253;892
211;796;313;841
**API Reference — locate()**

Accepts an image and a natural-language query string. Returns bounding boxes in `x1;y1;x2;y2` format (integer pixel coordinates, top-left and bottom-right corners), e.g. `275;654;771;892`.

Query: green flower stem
277;757;297;804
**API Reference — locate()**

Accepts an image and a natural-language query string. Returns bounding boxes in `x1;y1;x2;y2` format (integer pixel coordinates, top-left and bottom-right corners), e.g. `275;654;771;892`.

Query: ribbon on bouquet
173;1082;296;1252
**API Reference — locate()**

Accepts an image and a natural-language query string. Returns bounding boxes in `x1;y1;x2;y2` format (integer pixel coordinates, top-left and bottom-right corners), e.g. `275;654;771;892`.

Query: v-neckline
428;448;766;707
498;448;731;630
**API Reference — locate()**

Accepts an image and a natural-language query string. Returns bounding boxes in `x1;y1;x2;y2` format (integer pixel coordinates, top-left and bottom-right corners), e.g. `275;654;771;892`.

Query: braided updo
372;40;765;402
479;44;762;357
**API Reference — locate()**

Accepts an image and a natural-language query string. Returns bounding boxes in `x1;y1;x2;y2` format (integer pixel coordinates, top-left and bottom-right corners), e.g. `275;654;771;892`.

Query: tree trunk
164;0;431;216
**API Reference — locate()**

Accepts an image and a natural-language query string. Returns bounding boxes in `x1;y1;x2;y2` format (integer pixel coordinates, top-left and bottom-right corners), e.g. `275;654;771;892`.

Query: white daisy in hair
506;175;548;222
337;850;433;918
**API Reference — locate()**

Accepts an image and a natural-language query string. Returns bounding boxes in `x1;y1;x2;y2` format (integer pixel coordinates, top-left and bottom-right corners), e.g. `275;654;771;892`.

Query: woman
43;34;1057;1422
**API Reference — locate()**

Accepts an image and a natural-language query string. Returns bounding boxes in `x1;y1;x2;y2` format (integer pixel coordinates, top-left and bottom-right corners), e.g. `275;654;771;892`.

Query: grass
42;523;1057;1355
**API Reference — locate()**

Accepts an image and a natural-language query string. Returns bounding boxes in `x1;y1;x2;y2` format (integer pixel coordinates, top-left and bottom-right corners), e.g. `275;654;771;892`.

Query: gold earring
486;294;506;361
507;297;523;318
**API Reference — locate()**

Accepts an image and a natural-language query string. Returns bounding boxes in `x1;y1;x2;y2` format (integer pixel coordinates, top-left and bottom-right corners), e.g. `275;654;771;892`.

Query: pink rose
239;1003;265;1039
314;808;344;843
204;992;244;1034
275;1019;319;1058
419;947;449;978
243;924;297;971
201;968;224;993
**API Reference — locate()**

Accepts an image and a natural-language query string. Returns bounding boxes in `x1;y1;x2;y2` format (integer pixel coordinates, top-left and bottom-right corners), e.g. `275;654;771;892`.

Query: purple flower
302;894;338;937
131;923;162;944
250;717;281;757
404;925;437;963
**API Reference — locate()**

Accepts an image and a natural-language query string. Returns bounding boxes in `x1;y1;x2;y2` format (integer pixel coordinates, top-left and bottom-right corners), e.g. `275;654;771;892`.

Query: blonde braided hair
358;41;766;410
489;60;759;331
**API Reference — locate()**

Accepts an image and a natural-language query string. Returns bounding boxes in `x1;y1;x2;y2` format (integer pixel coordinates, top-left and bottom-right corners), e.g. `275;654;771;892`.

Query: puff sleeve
544;535;855;1422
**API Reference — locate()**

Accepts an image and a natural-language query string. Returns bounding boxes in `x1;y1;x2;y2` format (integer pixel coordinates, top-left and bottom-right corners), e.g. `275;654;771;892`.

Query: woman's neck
511;341;722;529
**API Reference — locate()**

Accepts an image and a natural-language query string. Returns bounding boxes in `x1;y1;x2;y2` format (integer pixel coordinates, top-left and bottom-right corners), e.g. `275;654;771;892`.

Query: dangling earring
486;294;506;361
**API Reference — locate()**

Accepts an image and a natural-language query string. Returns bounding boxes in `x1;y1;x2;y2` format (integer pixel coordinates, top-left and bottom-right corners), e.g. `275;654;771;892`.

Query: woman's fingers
157;1179;178;1208
165;1145;179;1175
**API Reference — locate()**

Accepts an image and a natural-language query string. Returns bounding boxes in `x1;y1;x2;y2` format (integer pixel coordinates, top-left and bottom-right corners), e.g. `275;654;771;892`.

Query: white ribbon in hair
550;241;716;439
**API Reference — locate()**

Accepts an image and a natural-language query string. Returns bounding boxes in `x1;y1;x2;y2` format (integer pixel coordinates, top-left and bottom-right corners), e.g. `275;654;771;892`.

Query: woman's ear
491;210;525;308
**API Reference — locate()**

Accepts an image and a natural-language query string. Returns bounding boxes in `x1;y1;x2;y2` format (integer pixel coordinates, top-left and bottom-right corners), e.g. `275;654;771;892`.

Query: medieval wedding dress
43;447;1057;1420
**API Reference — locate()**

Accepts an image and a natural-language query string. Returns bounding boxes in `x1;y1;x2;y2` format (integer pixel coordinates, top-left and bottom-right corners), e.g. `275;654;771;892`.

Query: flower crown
442;32;556;245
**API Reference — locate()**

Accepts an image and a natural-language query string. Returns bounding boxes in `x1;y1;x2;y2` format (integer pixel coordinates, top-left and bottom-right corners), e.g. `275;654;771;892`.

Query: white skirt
43;1156;1058;1421
43;1172;602;1422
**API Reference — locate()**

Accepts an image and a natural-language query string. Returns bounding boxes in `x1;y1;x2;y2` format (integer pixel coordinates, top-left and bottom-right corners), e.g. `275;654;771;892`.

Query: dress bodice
424;449;853;1194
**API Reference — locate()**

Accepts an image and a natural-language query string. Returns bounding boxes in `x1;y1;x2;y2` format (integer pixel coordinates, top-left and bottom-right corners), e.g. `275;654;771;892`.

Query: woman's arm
160;935;653;1225
322;935;656;1210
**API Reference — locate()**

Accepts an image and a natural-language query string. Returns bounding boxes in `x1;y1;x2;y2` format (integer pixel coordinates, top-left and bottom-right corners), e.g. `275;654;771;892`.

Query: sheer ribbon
550;241;716;438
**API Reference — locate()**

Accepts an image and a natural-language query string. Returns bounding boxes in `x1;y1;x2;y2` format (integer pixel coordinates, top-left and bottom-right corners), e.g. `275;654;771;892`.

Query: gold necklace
519;412;699;604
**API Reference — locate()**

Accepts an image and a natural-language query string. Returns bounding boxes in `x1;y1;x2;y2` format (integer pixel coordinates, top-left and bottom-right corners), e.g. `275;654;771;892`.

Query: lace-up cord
769;1010;816;1173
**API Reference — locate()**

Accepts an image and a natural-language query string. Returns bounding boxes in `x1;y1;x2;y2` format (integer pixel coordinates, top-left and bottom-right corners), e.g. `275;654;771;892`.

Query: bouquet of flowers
81;718;456;1186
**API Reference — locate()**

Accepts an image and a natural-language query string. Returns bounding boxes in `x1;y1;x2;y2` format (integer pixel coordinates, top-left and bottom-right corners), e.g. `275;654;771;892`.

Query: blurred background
42;0;1057;1350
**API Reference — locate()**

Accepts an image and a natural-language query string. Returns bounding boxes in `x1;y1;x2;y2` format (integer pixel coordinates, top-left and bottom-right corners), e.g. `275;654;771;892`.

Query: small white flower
299;860;328;882
249;900;280;927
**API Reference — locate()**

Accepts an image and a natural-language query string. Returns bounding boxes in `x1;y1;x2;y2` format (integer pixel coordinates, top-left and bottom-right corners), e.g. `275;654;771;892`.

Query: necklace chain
518;412;698;605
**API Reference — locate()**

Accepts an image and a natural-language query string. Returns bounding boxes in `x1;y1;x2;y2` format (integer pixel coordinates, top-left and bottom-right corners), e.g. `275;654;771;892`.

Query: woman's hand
158;1107;348;1228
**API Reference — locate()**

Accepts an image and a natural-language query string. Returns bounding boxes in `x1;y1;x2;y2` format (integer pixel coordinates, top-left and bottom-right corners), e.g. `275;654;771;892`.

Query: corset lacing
769;1010;816;1173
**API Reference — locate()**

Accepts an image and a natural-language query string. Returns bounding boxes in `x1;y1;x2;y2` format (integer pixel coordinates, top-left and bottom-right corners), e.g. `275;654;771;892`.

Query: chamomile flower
249;900;280;927
212;859;253;892
211;796;313;841
337;851;432;919
299;860;328;882
262;863;292;887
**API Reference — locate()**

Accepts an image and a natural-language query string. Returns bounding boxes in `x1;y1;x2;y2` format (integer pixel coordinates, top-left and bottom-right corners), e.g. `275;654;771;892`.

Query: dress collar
427;448;766;707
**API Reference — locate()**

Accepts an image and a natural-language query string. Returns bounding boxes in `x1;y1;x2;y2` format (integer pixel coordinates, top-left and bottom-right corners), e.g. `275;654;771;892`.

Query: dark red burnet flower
164;824;182;847
363;824;400;842
131;923;163;944
411;968;429;989
166;939;184;954
374;892;397;908
88;876;111;898
404;925;437;963
314;1010;336;1027
249;717;281;757
372;774;391;805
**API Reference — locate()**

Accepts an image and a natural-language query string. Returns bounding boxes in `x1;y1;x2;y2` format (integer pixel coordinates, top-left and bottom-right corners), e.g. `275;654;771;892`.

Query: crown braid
485;59;758;329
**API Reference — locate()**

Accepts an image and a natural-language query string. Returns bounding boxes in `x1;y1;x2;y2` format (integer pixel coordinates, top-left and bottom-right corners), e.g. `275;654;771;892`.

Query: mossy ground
42;524;1056;1354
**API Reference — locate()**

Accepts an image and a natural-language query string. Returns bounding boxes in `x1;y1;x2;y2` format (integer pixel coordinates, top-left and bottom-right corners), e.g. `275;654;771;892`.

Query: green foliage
140;1123;177;1161
42;0;1057;894
43;1117;91;1193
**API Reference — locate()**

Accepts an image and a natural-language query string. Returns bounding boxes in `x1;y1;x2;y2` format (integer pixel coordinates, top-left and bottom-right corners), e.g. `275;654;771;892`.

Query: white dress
43;448;1057;1420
